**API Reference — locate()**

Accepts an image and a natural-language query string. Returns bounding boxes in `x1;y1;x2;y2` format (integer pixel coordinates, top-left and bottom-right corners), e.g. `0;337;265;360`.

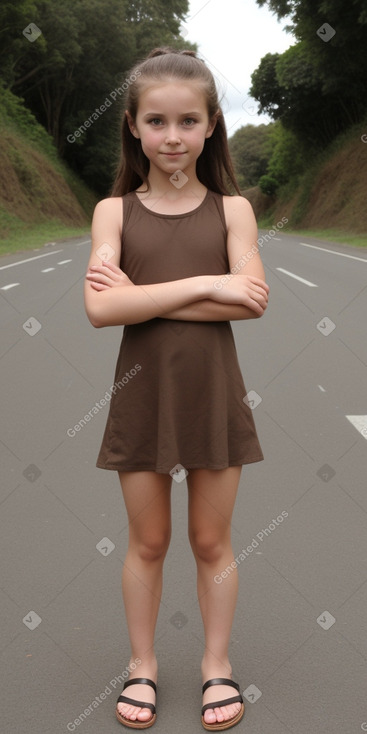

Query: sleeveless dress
96;189;264;474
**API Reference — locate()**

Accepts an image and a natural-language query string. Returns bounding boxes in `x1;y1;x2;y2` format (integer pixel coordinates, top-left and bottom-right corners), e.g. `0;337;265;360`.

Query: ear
205;111;219;139
125;110;140;139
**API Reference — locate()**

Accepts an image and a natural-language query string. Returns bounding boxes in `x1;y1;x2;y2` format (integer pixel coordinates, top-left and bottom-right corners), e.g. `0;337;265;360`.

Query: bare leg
116;471;172;723
187;466;243;726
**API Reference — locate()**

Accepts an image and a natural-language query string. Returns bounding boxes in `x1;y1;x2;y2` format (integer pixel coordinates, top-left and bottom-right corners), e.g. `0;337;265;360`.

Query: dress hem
96;454;264;474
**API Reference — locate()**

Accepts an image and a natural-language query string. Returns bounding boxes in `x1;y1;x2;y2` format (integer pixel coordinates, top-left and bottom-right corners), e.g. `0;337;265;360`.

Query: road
1;230;366;734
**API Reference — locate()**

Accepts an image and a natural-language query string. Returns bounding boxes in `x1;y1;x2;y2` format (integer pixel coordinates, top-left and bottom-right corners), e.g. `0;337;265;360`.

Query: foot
201;662;242;727
116;659;157;724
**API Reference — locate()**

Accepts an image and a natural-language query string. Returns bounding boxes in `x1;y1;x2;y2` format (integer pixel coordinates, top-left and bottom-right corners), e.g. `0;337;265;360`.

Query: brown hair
111;47;241;196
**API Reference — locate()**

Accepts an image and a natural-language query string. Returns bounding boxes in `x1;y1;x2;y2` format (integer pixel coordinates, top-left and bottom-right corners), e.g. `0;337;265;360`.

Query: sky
181;0;295;135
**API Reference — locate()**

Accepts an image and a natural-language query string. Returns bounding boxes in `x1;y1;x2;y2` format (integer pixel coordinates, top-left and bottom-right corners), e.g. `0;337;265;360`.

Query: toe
136;707;154;721
204;708;217;724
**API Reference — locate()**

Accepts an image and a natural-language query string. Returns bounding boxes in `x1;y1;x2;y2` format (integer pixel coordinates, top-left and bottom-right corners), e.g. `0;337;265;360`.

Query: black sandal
116;677;157;729
201;678;244;731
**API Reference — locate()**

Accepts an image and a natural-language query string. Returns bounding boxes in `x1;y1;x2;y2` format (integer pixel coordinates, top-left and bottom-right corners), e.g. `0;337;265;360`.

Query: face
126;81;217;179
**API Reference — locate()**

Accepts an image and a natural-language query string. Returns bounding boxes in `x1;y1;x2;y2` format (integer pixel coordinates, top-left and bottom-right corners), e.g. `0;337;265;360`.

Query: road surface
1;230;366;733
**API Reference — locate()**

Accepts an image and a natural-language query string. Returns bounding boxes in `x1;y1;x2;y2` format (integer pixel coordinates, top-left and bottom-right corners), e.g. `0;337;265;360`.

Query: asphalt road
1;230;367;734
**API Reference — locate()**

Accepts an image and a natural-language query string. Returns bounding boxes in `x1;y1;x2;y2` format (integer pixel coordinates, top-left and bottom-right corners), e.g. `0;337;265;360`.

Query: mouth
161;151;186;157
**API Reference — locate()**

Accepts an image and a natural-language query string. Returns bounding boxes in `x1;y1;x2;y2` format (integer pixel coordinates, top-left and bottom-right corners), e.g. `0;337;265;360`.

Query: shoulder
93;196;123;216
222;195;256;230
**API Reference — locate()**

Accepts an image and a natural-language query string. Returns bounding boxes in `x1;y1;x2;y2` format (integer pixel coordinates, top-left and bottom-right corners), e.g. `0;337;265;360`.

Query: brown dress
96;189;264;474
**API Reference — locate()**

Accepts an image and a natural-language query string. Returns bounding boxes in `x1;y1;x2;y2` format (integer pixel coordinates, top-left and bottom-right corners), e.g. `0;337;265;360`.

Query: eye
148;118;163;126
182;118;196;126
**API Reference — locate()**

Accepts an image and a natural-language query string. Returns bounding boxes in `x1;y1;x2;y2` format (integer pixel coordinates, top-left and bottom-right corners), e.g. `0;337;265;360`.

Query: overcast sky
182;0;295;135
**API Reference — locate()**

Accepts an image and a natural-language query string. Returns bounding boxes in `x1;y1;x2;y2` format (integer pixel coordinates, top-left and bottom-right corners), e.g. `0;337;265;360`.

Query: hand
211;274;269;316
85;261;133;291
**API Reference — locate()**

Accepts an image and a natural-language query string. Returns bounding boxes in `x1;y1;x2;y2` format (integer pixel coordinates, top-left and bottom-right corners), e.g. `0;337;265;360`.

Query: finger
90;282;110;291
102;261;124;274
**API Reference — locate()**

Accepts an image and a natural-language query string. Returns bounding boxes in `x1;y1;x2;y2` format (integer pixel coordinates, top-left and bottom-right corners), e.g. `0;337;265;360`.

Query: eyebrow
142;111;203;118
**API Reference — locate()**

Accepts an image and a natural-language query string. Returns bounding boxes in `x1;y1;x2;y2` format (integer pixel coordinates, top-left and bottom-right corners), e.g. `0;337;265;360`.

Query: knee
135;530;171;562
189;530;226;564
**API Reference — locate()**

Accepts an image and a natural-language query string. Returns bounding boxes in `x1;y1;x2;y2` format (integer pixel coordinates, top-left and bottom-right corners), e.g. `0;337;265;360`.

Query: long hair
111;47;241;196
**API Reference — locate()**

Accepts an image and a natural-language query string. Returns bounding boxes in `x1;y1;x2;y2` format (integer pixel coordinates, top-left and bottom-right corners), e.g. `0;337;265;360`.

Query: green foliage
258;174;279;196
0;83;58;162
1;0;191;194
265;122;307;184
229;123;275;188
252;1;367;148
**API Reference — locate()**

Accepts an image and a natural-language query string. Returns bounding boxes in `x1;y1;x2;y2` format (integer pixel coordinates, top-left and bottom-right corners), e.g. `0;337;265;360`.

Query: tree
229;124;275;188
252;0;367;146
3;0;192;192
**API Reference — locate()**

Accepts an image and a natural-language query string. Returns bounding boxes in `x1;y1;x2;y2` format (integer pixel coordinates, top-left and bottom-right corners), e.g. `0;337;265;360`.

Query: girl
84;48;269;731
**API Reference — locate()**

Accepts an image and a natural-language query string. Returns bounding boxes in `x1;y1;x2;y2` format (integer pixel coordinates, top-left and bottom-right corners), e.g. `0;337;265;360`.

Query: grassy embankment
0;86;97;257
245;119;367;248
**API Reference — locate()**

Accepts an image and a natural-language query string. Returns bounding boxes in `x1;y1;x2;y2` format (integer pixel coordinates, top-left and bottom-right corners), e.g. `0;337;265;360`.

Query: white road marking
57;259;72;265
345;415;367;439
0;250;63;270
41;267;55;273
300;242;367;263
76;239;91;247
276;267;318;287
318;385;326;392
272;237;281;241
1;283;19;290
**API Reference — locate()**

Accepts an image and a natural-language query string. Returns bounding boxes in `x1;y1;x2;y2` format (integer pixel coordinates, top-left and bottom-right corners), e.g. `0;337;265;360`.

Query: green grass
278;228;367;248
0;217;90;257
257;218;367;248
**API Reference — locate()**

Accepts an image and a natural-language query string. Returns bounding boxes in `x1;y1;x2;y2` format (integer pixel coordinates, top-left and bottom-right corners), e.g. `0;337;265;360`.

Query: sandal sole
116;709;157;729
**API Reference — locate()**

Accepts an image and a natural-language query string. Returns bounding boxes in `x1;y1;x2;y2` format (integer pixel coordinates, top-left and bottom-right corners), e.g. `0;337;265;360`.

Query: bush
259;175;279;196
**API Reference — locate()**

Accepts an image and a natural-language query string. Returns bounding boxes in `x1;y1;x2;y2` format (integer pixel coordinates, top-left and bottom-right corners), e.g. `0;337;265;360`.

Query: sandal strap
122;677;157;694
202;678;240;695
117;694;156;715
202;694;243;715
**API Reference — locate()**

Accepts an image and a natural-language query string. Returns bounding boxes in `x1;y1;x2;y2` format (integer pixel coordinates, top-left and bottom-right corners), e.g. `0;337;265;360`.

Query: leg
187;466;243;727
117;470;172;724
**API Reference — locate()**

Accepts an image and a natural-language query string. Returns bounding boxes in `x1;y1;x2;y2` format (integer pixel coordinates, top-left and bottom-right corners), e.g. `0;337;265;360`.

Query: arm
159;300;260;322
161;196;269;322
85;198;269;327
84;198;209;327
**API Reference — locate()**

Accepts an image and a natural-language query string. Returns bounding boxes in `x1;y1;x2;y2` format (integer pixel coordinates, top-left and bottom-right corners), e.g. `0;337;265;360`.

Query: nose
165;125;181;144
